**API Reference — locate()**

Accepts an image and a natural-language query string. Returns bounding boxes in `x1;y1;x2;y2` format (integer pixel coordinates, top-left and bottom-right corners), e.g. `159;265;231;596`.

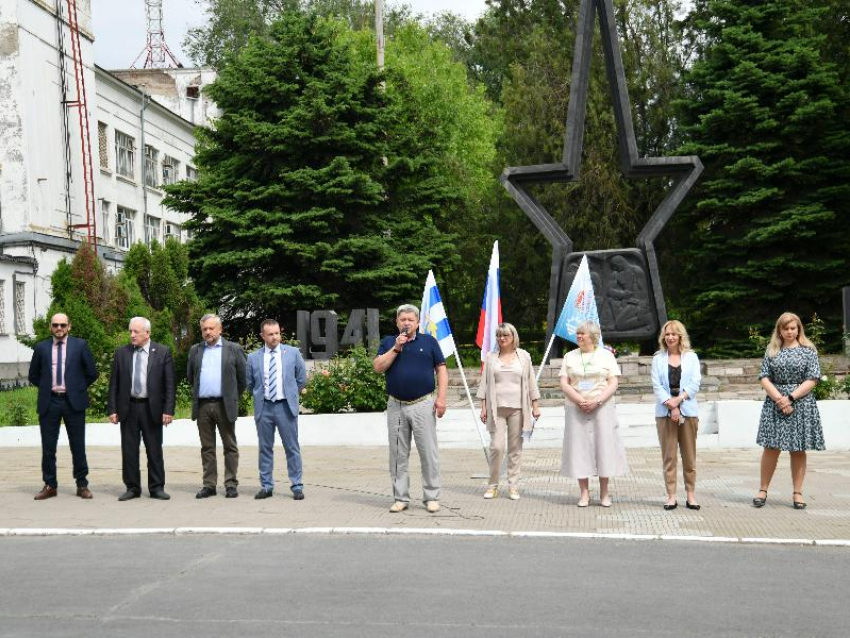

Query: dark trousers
39;395;89;488
121;401;165;494
197;399;239;488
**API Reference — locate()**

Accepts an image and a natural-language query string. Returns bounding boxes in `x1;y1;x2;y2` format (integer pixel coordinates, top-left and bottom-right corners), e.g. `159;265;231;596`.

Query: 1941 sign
296;309;381;360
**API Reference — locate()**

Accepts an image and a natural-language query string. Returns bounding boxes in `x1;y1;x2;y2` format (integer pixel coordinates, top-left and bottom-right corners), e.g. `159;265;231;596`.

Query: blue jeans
256;399;302;492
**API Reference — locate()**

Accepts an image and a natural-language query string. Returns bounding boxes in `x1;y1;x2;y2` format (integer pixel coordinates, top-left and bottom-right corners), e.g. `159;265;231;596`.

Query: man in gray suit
187;314;246;499
246;319;307;500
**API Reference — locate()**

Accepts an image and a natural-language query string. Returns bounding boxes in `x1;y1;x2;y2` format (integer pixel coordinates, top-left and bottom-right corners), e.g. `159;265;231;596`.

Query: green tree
184;0;417;69
123;239;204;375
166;13;459;335
672;0;850;355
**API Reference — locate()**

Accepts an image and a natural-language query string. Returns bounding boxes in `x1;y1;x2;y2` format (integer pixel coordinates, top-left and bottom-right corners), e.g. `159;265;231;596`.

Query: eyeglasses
51;323;68;328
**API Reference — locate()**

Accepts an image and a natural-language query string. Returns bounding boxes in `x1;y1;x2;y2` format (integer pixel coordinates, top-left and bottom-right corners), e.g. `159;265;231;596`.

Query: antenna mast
131;0;182;68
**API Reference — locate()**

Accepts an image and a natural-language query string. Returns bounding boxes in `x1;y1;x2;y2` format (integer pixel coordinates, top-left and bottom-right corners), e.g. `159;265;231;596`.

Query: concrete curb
0;526;846;547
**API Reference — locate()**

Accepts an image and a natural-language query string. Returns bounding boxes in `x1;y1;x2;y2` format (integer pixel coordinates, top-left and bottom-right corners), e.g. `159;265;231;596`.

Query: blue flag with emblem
553;255;602;345
420;270;457;358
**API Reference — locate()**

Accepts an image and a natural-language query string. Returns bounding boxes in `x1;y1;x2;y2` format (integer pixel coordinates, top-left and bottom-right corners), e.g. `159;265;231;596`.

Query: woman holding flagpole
651;320;702;511
477;323;541;500
559;320;628;507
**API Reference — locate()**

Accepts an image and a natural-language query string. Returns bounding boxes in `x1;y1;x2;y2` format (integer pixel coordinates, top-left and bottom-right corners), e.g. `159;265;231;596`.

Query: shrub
302;346;386;414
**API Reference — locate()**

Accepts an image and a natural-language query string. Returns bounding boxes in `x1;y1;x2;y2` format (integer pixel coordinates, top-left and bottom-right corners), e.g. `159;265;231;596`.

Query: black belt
51;391;66;398
129;397;148;403
264;397;287;403
198;397;223;403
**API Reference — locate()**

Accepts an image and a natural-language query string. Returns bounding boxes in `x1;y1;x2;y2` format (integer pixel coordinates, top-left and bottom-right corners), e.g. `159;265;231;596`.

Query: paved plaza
1;445;848;543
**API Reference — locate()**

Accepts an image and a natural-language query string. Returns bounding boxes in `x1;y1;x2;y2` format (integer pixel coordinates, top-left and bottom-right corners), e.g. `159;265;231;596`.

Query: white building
0;0;211;385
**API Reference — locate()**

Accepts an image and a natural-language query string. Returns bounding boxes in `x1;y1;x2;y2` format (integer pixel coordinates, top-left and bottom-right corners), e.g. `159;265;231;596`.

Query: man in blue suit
246;319;307;500
27;312;99;500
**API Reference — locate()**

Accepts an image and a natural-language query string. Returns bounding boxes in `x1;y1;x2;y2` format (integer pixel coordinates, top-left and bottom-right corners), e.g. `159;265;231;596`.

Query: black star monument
501;0;703;347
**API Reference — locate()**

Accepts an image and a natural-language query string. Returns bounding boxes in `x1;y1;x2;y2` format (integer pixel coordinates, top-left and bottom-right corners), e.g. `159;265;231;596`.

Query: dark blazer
107;341;176;423
187;338;247;423
28;336;98;415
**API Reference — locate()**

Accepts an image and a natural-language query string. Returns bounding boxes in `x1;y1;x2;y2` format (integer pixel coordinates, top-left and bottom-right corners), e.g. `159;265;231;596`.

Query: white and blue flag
420;270;457;358
553;255;602;345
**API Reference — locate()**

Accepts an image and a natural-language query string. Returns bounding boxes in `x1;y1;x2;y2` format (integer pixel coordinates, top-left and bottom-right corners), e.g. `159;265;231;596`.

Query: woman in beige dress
477;323;541;500
559;320;628;507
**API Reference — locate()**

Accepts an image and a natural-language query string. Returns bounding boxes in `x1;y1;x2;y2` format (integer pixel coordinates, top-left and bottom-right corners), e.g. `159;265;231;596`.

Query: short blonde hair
657;320;692;353
766;312;816;357
495;322;520;350
575;320;601;346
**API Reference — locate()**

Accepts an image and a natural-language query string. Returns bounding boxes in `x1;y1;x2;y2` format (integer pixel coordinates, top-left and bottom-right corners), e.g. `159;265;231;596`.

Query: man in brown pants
187;314;247;498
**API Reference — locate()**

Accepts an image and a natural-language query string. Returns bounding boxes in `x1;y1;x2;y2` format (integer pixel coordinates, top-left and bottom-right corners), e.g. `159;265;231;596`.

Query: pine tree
673;0;850;354
166;13;458;335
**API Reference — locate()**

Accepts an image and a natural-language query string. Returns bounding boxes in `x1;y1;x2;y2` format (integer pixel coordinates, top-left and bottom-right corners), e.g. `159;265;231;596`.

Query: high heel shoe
752;489;768;508
792;491;807;510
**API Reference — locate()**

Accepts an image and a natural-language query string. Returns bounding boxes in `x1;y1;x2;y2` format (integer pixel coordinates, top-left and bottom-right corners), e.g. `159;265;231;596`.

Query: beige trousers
488;407;523;488
656;416;698;494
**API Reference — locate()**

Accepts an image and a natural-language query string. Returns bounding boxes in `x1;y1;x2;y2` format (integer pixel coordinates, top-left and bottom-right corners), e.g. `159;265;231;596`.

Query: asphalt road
0;535;846;638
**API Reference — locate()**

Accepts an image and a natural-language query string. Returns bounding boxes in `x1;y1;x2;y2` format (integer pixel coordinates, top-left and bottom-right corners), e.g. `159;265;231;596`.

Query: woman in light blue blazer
651;320;702;511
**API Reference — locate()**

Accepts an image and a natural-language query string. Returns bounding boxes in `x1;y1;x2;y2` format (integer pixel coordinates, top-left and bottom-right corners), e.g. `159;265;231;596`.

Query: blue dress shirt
198;338;223;398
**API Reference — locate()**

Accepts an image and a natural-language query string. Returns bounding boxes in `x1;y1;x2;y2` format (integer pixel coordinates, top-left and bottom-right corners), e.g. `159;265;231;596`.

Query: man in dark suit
28;312;99;500
187;314;247;499
108;316;175;501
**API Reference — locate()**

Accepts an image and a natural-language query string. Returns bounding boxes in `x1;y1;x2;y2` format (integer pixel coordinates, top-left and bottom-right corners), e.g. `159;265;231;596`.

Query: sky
91;0;491;69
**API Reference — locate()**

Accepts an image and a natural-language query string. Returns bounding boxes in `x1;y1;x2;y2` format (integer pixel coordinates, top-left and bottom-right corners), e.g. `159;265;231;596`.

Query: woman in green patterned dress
753;312;824;510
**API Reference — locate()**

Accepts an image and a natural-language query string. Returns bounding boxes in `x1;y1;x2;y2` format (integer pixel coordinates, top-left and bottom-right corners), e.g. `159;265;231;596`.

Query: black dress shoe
150;490;171;500
118;490;141;501
195;486;217;499
254;488;273;500
225;486;238;498
293;490;305;501
663;501;678;511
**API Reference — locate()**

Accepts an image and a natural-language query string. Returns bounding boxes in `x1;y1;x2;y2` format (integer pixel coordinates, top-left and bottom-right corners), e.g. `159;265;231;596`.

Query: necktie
56;341;63;387
133;347;143;396
267;349;277;400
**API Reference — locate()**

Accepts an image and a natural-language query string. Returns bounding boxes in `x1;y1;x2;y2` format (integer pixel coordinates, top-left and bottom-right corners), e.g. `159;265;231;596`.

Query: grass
0;386;39;427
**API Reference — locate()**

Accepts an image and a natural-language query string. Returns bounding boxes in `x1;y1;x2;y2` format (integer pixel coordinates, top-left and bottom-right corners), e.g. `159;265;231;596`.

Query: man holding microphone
373;304;448;513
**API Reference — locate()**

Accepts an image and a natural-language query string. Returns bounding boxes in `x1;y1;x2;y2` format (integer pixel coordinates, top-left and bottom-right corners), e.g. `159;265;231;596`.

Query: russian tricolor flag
476;241;502;363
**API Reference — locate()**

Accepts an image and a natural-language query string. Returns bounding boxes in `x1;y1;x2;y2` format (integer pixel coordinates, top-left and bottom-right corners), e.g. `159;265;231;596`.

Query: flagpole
453;351;490;464
537;332;558;383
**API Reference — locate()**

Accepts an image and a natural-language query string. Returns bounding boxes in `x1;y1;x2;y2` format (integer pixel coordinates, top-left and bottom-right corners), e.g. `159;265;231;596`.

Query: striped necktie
267;349;277;400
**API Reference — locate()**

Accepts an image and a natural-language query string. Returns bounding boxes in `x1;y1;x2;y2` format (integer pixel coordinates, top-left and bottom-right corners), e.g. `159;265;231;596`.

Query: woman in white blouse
477;323;541;500
559;320;628;507
651;320;702;511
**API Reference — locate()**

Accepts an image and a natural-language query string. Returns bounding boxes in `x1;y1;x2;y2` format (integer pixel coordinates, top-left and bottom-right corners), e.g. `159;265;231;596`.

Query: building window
186;85;200;99
0;280;6;334
186;166;198;182
164;222;180;241
115;131;135;179
144;145;159;188
98;122;109;169
14;281;26;334
116;206;136;249
100;200;110;245
145;215;161;246
162;156;180;186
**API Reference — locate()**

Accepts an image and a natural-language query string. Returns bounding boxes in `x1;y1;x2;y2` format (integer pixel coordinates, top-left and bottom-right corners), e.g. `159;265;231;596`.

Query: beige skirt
560;401;629;478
